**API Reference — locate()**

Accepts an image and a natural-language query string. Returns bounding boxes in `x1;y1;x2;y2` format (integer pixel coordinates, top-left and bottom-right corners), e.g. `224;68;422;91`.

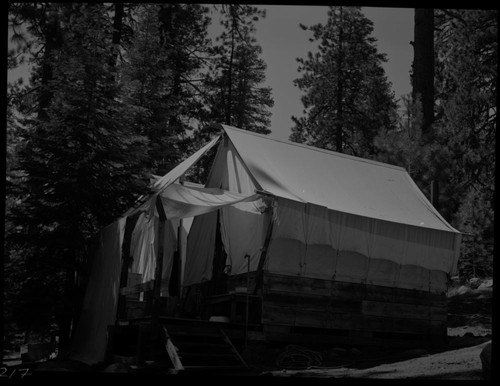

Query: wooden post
253;206;275;295
152;194;167;338
117;215;139;321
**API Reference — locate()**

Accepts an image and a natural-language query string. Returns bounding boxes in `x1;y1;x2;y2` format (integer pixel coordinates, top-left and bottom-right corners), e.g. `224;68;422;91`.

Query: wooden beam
162;326;184;371
220;328;248;368
119;280;154;296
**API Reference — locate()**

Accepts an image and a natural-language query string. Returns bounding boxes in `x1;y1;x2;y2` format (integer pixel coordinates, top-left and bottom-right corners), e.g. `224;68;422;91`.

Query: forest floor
259;278;493;380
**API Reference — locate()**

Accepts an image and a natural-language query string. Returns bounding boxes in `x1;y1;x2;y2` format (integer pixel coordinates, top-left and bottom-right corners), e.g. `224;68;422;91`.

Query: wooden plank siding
261;273;447;339
178;271;447;347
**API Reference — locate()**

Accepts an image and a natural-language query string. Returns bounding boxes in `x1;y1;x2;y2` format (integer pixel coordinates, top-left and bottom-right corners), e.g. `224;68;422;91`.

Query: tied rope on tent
275;345;323;370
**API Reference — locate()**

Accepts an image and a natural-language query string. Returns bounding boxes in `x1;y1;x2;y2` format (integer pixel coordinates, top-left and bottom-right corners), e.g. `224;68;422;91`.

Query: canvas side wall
258;197;459;345
265;197;461;294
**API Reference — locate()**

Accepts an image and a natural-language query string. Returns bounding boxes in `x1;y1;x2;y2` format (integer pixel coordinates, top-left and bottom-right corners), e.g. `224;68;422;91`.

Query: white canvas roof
222;125;459;234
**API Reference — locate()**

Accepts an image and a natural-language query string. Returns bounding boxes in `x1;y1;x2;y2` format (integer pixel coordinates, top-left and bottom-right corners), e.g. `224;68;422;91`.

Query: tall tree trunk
38;6;63;121
335;7;344;153
226;21;235;125
413;8;438;209
108;3;124;69
412;8;434;137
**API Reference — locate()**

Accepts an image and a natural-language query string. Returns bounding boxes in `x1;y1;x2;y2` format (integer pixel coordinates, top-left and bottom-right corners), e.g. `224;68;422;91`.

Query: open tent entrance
70;129;270;365
117;128;273;319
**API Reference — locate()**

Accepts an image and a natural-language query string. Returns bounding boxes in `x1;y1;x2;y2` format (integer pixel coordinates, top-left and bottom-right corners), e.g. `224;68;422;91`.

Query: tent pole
152;195;167;339
253;201;275;295
116;215;139;322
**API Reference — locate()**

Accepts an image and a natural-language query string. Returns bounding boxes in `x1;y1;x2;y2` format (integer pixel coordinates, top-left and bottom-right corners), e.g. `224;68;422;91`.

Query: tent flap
152;135;221;193
70;217;126;365
159;183;260;220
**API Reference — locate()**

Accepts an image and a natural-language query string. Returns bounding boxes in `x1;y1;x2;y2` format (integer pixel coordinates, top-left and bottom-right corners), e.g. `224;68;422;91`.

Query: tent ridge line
221;124;407;173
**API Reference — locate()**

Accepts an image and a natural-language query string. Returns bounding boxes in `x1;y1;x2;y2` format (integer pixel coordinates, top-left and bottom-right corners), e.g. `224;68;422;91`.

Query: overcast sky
245;5;415;141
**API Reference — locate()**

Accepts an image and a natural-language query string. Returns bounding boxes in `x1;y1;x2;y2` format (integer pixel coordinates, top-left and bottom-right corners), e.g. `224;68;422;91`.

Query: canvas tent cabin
70;124;461;366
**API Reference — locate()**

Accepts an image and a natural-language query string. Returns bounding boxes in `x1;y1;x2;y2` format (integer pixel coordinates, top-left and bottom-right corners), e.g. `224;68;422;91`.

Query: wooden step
178;352;240;360
161;324;248;373
163;325;225;337
167;330;222;340
175;341;230;352
183;365;253;372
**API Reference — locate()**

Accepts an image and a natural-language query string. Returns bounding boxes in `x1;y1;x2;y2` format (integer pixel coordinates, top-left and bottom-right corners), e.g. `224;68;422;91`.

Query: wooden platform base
109;317;261;375
262;324;447;349
113;315;447;363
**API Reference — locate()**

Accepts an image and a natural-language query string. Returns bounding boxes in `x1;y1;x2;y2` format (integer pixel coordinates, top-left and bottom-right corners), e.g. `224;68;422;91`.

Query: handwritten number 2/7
0;367;32;379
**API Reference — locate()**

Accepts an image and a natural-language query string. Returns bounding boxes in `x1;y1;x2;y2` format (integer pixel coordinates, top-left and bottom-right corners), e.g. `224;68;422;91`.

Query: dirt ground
261;279;493;380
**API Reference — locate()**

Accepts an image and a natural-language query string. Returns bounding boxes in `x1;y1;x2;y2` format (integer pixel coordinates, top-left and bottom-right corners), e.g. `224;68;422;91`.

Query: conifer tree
187;5;274;184
291;6;397;157
121;3;211;176
375;9;496;281
201;5;274;135
433;9;497;279
7;3;150;350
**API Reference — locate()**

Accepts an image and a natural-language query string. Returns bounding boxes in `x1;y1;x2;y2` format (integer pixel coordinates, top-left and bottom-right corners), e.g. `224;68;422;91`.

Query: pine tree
375;9;496;281
374;94;425;174
121;3;211;176
291;6;397;157
6;3;150;350
433;9;497;279
185;5;274;185
201;5;274;135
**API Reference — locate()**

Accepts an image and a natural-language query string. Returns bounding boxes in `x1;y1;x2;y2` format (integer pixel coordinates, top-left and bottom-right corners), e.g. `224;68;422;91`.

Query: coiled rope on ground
275;345;323;369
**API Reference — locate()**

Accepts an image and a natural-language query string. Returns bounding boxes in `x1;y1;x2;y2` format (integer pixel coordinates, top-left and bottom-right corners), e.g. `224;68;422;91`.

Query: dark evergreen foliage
6;3;150;349
374;9;496;280
188;5;274;184
200;4;274;134
290;6;398;157
121;4;212;176
433;9;496;279
5;2;275;349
